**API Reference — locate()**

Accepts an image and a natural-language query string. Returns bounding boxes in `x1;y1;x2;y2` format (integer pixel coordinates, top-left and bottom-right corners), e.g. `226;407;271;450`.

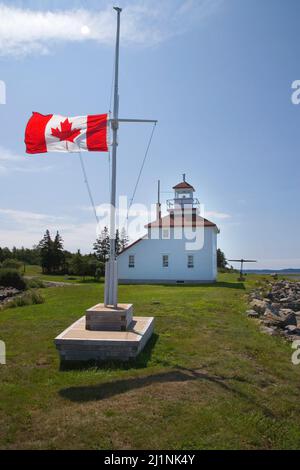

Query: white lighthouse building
118;176;219;284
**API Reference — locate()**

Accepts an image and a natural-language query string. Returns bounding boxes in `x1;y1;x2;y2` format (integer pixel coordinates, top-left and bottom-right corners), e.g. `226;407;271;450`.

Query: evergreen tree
0;247;12;261
70;250;84;276
115;229;121;255
38;230;53;274
53;231;65;273
217;248;227;270
93;226;110;262
120;227;129;252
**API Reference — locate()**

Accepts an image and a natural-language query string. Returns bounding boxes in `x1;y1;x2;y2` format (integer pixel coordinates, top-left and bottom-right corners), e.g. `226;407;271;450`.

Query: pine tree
71;250;83;276
70;250;84;276
38;230;53;274
93;226;110;262
115;229;121;255
53;231;65;273
120;227;129;252
217;248;227;270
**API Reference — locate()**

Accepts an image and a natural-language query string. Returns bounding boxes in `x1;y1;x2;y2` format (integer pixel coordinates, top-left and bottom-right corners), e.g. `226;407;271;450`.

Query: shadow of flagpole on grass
59;363;275;419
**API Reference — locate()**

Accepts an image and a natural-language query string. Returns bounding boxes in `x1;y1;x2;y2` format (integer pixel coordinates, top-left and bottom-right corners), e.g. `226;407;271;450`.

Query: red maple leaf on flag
51;118;81;142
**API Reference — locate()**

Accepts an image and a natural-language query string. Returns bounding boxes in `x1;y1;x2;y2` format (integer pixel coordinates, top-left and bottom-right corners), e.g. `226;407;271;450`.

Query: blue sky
0;0;299;269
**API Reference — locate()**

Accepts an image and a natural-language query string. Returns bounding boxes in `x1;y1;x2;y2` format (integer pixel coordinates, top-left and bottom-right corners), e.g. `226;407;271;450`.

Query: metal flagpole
104;7;157;307
104;6;122;307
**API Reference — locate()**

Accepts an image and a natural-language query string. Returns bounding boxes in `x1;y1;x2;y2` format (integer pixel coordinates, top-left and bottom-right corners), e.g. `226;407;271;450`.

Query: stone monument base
86;303;133;331
54;315;154;362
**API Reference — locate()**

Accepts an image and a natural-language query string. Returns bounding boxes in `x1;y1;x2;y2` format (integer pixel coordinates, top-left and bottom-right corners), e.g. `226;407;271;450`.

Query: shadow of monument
59;333;159;372
59;365;274;419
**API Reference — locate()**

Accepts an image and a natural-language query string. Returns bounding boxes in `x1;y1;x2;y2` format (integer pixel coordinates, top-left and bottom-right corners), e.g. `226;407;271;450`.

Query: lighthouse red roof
172;181;195;191
145;213;217;229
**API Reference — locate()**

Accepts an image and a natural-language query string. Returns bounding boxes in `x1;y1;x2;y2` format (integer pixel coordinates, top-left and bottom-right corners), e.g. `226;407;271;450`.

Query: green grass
1;272;300;449
24;264;97;283
23;264;42;276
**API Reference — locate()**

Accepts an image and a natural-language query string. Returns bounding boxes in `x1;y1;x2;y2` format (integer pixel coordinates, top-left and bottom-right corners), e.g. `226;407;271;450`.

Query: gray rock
0;287;20;303
250;299;268;315
246;310;259;318
290;301;300;311
248;280;300;340
278;309;297;326
260;326;276;336
284;325;300;333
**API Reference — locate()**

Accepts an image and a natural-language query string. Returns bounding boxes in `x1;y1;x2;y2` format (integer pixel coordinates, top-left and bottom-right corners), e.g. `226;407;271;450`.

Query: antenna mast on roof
158;179;160;205
156;179;161;220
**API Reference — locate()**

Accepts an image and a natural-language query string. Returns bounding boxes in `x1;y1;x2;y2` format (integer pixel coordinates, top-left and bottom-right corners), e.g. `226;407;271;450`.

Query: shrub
6;290;45;309
0;269;27;290
26;278;45;289
95;266;103;281
2;258;23;270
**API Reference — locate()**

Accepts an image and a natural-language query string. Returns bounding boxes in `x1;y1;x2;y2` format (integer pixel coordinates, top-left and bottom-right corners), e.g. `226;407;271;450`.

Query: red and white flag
25;112;108;154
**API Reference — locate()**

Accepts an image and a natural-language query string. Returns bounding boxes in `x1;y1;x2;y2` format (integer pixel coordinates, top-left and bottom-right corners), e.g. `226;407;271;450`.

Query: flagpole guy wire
78;151;99;225
127;121;157;217
77;7;158;307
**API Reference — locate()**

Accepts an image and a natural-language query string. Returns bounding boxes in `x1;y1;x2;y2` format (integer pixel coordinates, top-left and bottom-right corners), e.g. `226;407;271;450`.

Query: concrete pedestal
86;303;133;331
55;316;154;362
54;303;154;362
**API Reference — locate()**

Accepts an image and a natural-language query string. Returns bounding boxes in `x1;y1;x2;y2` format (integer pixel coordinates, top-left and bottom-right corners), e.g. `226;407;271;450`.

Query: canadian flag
25;112;108;154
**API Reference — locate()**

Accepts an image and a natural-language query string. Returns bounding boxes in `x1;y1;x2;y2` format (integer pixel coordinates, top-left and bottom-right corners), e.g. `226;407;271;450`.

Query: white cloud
0;145;52;173
0;225;97;252
0;207;98;251
0;1;223;57
0;146;21;162
0;208;63;223
205;210;231;219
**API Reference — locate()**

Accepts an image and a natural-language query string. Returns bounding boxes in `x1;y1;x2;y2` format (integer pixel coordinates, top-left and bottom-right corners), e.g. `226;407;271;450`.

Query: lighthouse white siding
118;226;218;284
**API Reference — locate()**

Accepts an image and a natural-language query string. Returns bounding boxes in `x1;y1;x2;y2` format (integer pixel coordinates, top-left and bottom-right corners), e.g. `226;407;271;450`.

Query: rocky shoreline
247;280;300;341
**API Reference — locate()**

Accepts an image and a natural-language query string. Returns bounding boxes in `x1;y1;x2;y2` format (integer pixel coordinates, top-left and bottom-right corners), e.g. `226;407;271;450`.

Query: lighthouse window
162;255;169;268
128;255;135;268
187;255;194;268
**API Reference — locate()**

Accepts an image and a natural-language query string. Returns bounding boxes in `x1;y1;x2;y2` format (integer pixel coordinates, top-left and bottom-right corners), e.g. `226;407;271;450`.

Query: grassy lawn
1;272;300;450
24;264;96;283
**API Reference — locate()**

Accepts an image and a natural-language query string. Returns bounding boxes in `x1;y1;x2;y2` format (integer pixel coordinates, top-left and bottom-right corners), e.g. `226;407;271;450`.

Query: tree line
0;227;130;278
0;232;228;277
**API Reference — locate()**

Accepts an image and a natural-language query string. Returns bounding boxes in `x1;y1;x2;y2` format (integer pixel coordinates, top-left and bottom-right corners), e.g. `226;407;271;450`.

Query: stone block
86;303;133;331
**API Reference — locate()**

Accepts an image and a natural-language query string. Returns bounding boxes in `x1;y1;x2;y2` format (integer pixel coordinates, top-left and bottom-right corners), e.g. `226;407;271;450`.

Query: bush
2;258;23;270
26;278;45;289
95;266;103;281
6;290;45;309
0;269;27;290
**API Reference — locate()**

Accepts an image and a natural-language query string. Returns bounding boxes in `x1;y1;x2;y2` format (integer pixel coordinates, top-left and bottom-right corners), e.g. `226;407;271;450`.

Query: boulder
246;310;259;318
248;281;300;341
260;326;276;336
0;287;20;303
250;299;268;315
284;325;300;335
278;309;297;326
290;301;300;311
